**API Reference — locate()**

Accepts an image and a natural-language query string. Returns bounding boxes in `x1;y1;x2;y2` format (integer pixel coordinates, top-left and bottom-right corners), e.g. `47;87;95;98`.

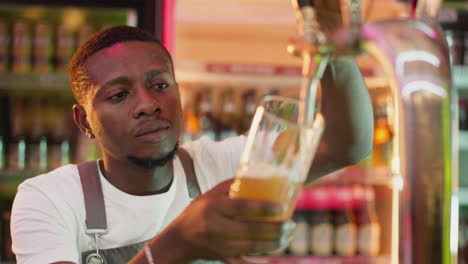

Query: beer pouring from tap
290;0;364;126
290;0;330;126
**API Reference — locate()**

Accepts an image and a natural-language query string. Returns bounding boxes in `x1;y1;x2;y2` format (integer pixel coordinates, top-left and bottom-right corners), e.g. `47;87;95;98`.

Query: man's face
83;41;182;162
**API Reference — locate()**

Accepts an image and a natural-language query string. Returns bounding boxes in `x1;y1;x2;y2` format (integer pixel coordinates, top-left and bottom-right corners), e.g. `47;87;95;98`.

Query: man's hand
164;179;295;261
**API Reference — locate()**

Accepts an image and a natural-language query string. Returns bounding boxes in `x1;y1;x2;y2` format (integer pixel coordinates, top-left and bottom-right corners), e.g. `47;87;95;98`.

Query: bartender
10;24;372;263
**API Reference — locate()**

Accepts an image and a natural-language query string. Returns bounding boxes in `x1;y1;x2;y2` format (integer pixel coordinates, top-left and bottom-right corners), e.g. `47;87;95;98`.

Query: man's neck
100;156;174;196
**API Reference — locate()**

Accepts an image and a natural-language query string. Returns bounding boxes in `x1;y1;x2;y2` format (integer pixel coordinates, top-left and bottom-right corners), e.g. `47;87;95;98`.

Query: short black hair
68;25;174;104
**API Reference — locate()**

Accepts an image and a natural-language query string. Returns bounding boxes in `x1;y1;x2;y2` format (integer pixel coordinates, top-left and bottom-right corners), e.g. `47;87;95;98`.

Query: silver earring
86;131;95;139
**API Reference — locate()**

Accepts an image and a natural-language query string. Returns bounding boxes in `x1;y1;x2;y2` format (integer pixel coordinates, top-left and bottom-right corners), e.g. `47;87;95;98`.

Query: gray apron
78;148;221;264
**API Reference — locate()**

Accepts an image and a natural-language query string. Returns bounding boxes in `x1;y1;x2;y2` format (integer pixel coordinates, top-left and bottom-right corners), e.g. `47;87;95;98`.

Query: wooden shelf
0;72;70;91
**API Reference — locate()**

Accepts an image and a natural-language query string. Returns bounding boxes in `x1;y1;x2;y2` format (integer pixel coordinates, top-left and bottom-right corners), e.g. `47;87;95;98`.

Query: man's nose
132;86;161;118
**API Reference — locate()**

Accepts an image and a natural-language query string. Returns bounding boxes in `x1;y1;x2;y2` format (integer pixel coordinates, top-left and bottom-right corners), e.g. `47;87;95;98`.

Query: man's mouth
135;123;171;142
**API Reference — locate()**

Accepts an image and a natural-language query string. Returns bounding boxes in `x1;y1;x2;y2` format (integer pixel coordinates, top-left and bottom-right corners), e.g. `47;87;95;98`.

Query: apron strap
78;147;200;234
177;148;201;199
78;161;108;235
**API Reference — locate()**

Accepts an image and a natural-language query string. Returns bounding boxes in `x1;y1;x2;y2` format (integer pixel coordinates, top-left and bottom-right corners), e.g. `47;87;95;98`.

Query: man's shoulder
182;135;246;156
18;163;81;195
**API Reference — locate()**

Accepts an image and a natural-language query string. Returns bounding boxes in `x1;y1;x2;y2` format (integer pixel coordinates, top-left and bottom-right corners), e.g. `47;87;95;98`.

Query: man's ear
73;104;91;136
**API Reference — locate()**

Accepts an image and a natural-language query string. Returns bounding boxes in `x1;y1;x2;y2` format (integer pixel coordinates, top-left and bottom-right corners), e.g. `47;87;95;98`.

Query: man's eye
151;82;169;91
110;92;128;102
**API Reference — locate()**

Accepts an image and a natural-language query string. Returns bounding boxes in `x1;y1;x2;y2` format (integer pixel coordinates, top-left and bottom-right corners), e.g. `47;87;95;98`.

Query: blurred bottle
0;94;6;171
45;100;70;170
445;30;463;65
8;97;27;171
460;218;466;264
331;185;357;257
219;89;238;140
289;189;309;256
307;186;334;256
26;99;48;171
462;218;468;264
0;20;10;72
464;33;468;65
238;89;257;134
1;211;14;262
55;25;75;72
12;21;31;73
197;89;216;140
353;185;381;256
181;88;199;143
373;104;393;167
77;24;93;49
460;98;468;131
32;21;52;73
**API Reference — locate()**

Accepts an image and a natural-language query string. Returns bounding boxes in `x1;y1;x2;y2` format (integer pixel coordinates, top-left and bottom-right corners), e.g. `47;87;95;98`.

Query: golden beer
229;168;302;222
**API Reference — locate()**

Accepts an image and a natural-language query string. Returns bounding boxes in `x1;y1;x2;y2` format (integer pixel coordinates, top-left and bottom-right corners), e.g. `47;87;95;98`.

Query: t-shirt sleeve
11;181;79;264
184;135;246;193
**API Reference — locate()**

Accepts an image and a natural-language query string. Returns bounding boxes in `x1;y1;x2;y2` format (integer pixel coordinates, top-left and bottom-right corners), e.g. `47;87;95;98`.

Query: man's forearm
307;56;374;182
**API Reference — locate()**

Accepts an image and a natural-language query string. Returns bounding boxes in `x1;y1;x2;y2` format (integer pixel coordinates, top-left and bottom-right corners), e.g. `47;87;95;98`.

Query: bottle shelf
0;171;38;199
312;166;394;186
0;72;70;91
246;255;391;264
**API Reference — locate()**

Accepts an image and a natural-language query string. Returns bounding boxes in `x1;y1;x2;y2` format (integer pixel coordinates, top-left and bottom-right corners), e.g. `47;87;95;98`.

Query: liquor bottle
0;126;4;171
289;188;309;256
355;185;381;256
373;104;393;167
331;185;357;257
8;97;27;171
307;186;334;256
77;24;93;49
0;94;5;171
181;88;199;143
32;21;52;73
12;21;31;73
460;98;468;131
219;89;238;140
55;25;75;72
197;89;216;140
26;100;47;171
0;20;9;72
464;33;468;65
46;100;70;170
238;89;257;134
1;210;14;261
445;30;463;65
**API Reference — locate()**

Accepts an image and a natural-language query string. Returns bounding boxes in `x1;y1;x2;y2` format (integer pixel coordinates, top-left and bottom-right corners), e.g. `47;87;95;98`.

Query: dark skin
59;37;372;262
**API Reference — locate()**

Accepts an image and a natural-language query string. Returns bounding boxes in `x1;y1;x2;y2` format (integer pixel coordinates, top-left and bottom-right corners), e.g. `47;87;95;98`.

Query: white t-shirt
11;136;245;264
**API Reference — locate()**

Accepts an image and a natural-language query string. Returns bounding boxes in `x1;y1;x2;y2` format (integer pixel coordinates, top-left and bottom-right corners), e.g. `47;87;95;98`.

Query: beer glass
229;95;324;222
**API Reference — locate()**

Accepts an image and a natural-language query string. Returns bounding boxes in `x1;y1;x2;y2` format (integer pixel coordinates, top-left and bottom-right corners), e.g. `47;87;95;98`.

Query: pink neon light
162;0;176;57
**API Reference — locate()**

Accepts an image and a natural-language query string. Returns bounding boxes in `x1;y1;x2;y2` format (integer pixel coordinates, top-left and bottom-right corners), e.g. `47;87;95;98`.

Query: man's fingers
216;196;283;219
209;215;295;241
224;257;271;264
209;179;235;194
222;236;291;257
